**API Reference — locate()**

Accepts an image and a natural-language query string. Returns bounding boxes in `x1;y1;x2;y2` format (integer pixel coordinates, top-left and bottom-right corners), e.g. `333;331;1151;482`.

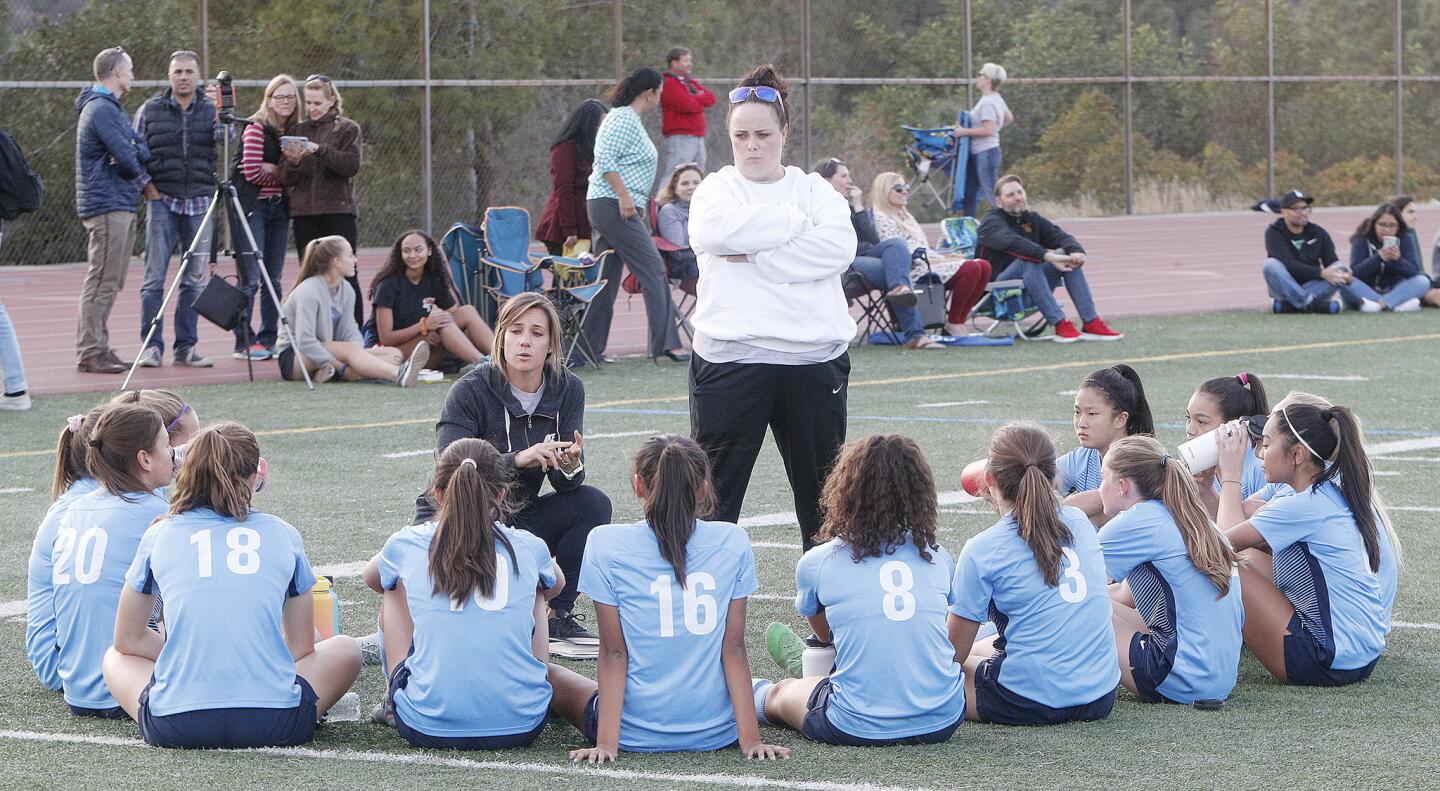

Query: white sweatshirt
688;165;858;352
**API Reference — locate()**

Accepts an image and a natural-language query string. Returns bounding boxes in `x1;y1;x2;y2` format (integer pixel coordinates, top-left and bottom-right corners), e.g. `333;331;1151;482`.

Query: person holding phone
1346;201;1430;312
280;75;363;329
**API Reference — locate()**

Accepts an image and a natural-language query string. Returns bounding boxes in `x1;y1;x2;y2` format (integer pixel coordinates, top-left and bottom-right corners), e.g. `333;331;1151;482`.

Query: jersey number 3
1058;547;1087;603
191;528;262;577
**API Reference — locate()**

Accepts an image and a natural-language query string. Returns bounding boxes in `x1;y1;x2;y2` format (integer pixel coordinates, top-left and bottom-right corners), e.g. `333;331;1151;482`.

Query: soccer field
2;310;1437;790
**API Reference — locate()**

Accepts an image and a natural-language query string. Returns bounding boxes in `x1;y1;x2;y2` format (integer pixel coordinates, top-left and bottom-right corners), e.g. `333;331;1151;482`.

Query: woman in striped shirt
230;74;301;361
580;67;688;365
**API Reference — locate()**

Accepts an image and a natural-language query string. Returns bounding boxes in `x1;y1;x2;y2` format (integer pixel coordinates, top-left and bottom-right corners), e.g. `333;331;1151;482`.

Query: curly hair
818;434;939;562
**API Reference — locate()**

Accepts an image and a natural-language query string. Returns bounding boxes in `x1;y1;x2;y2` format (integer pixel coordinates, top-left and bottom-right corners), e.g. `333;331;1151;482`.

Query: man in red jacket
660;47;715;179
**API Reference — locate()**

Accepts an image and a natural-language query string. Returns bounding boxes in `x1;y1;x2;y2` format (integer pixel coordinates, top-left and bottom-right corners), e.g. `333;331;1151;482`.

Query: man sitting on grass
1261;190;1354;314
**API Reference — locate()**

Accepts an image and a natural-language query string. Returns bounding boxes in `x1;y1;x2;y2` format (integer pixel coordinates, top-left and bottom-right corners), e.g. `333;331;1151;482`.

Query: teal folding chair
480;206;544;307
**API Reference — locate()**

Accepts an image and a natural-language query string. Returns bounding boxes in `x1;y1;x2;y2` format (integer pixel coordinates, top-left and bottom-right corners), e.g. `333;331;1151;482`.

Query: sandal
885;284;919;307
905;334;945;350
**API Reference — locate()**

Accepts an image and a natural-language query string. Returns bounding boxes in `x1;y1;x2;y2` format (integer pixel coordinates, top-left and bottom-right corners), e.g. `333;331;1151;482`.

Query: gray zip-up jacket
275;275;360;366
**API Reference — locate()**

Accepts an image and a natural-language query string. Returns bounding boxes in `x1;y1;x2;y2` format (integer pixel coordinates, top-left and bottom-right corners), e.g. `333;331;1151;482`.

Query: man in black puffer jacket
133;50;219;369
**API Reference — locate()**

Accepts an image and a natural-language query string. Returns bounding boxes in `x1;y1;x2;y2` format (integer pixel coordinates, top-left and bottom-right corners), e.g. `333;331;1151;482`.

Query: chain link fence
4;0;1440;266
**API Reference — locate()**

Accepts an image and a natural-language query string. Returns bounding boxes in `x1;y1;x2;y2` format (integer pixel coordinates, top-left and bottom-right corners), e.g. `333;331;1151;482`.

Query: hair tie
460;458;478;470
1160;453;1171;471
1237;373;1249;388
66;414;85;434
88;437;103;450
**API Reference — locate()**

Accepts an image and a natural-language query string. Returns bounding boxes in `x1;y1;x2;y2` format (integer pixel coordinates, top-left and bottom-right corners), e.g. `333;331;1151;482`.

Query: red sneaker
1053;319;1082;343
1081;317;1124;341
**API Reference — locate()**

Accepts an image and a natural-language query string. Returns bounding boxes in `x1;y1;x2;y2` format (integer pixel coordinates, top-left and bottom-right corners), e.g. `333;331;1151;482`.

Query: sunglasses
728;85;783;107
306;74;332;83
892;184;910;193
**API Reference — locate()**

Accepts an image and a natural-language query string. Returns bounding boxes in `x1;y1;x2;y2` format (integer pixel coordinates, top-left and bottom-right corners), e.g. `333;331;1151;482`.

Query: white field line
1057;390;1079;396
1389;506;1440;513
752;541;802;550
1252;373;1370;382
383;430;661;459
1373;456;1440;462
0;729;938;791
740;491;978;530
1366;436;1440;456
1394;621;1440;631
1373;471;1400;477
916;400;990;409
0;487;34;495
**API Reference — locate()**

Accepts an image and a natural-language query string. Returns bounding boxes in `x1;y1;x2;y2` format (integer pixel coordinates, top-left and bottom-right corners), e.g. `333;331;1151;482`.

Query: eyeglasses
728;85;783;107
306;74;332;83
1284;204;1312;212
271;94;297;102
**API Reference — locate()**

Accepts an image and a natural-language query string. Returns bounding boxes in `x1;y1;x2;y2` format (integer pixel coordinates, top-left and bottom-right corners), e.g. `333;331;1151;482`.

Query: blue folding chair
480;207;545;307
901;110;970;214
541;250;609;368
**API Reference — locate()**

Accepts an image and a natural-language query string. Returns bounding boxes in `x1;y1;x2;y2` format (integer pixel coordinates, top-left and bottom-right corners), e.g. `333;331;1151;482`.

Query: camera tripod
122;75;314;390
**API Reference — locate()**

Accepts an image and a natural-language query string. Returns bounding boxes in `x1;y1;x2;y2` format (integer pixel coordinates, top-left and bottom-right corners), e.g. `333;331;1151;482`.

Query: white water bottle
1176;428;1221;474
801;637;836;678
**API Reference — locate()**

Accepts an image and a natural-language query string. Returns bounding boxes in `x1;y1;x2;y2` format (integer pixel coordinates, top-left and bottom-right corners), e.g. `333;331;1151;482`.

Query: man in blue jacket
74;47;148;374
133;50;217;369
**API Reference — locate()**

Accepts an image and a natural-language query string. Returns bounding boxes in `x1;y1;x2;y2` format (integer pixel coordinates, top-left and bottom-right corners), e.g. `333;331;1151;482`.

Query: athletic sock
751;678;774;726
2;390;24;397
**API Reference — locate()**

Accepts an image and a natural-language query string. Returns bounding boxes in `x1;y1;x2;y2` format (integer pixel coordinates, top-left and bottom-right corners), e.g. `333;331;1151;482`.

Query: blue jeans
1261;258;1347;309
1341;273;1431;310
962;147;1003;218
998;258;1097;324
853;238;924;339
0;224;26;394
233;198;291;349
140;200;210;354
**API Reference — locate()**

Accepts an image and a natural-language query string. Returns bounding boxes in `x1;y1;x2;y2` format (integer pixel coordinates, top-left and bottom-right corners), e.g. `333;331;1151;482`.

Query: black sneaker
549;609;599;645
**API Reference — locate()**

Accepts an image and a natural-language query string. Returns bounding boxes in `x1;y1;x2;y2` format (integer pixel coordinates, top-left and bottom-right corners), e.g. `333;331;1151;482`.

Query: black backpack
0;127;43;221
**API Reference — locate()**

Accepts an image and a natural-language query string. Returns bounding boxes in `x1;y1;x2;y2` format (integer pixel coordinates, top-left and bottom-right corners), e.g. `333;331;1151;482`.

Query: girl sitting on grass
276;235;428;387
1098;435;1243;706
366;229;492;368
1185;372;1269;517
949;422;1118;725
757;434;964;746
546;434;789;763
103;422;361;747
1059;363;1155;526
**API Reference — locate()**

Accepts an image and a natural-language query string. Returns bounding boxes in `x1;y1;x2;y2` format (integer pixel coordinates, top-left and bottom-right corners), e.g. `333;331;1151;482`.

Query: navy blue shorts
68;703;129;720
390;660;545;750
799;677;961;746
1283;611;1379;687
973;653;1115;726
1128;632;1180;705
137;676;318;749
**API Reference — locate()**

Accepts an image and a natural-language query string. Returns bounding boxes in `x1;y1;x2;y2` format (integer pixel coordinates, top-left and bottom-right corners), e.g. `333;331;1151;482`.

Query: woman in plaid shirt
580;67;688;365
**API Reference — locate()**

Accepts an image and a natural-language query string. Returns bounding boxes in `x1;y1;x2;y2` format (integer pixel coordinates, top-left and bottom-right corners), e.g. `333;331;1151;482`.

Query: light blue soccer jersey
951;506;1119;708
795;538;965;739
1098;500;1244;703
1248;481;1394;670
379;521;555;737
52;488;168;710
126;508;317;716
578;519;758;752
1250;482;1295;503
1213;450;1268;499
26;478;99;691
1056;447;1102;496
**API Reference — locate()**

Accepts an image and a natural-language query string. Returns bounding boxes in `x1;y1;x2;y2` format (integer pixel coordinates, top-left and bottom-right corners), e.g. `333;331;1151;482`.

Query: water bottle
327;691;362;723
800;635;836;678
312;576;341;641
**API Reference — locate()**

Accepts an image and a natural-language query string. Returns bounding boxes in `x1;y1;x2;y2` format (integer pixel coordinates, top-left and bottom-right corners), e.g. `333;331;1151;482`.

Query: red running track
0;205;1428;396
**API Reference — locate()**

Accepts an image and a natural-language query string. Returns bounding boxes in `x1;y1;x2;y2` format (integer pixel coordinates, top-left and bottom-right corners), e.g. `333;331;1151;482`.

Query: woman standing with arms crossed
537;99;606;257
688;65;857;551
281;75;364;328
581;68;687;364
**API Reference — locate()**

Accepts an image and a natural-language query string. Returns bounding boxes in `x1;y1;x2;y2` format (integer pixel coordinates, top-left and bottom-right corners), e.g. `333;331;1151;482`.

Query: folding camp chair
540;250;609;369
936;216;979;257
479;207;545;308
969;278;1047;339
843;269;904;346
901;110;971;214
649;201;697;332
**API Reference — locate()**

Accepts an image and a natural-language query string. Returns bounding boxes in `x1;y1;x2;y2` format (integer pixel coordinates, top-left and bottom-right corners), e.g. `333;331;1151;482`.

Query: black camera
1239;414;1267;443
215;70;235;119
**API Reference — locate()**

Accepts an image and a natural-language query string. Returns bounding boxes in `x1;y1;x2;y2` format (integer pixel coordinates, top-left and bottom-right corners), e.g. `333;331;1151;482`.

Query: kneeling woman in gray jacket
276;236;428;386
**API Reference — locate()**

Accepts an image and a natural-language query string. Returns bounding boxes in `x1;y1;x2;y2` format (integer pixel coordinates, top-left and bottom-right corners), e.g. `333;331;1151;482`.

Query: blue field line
586;407;1438;437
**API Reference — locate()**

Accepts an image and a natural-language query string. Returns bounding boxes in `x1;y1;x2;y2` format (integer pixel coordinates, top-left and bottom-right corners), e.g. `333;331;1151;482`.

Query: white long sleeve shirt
688;165;857;360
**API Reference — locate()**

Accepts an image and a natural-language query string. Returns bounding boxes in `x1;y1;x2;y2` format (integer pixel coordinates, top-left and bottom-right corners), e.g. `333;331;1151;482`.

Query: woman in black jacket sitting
412;292;610;650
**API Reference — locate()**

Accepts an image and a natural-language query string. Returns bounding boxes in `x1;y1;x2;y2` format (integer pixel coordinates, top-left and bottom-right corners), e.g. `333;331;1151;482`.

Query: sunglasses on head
728;85;782;106
306;74;332;84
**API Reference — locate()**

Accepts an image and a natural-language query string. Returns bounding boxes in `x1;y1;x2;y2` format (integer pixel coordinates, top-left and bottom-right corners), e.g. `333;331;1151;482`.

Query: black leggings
293;213;362;329
512;484;611;612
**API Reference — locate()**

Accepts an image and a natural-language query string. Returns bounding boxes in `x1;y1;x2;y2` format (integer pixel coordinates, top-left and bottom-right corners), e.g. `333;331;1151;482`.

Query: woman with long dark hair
581;68;687;363
688;64;857;551
1346;202;1430;312
366;229;492;366
537;99;607;257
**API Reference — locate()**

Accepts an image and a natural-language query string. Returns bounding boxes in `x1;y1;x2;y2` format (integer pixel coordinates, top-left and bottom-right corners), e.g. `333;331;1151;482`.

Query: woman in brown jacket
536;99;607;256
281;75;364;327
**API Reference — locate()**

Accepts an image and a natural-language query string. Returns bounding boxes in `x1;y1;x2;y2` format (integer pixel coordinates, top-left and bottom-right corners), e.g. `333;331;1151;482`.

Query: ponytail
86;404;165;502
605;67;662;108
1082;363;1154;436
1199;372;1270;421
1107;436;1237;596
634;434;715;584
1276;404;1380;572
989;423;1069;587
429;439;518;604
168;422;260;520
52;406;107;500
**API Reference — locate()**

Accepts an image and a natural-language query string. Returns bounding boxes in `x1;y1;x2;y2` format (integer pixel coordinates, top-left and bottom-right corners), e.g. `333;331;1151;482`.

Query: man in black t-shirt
1261;190;1351;314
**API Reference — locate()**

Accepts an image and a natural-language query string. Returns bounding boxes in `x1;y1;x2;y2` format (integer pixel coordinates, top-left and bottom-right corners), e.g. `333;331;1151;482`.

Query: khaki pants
76;211;136;361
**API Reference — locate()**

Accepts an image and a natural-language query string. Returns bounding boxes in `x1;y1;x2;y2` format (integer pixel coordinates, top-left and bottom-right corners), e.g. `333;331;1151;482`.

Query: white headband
1281;406;1325;463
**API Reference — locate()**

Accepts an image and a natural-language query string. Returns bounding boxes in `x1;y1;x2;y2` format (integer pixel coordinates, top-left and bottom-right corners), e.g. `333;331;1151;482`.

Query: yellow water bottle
311;576;340;640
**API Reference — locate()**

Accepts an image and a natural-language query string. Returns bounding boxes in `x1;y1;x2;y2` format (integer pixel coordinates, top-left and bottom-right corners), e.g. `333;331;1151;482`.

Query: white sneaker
0;393;31;411
1393;298;1421;312
397;342;430;387
1359;299;1383;313
137;346;162;367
